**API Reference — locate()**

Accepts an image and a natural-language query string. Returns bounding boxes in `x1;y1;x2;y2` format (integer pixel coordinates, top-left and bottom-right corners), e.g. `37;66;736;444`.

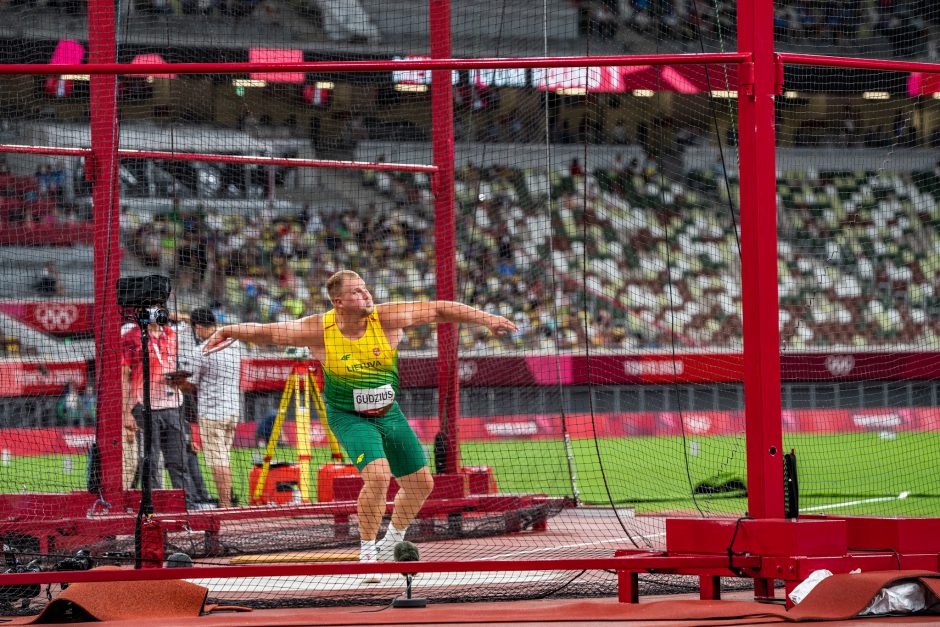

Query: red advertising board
240;352;940;391
5;407;939;456
520;64;737;93
128;54;177;79
534;66;618;92
248;48;304;83
0;362;86;396
1;351;937;399
0;300;94;335
392;55;460;86
908;71;940;96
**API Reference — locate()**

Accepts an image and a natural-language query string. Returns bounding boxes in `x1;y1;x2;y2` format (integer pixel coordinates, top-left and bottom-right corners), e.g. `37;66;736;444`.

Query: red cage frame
0;0;939;606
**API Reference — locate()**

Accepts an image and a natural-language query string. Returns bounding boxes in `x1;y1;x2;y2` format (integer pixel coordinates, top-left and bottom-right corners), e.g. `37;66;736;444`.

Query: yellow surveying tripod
252;363;342;503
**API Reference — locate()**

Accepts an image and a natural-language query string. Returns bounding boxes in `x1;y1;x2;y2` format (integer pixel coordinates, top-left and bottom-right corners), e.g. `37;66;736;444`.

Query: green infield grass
1;431;938;517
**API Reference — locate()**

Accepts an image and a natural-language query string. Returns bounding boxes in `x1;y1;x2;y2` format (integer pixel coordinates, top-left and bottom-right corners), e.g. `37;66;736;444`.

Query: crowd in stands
12;0;937;60
0;146;936;354
0;137;936;355
122;191;444;350
771;0;932;55
773;166;940;348
117;153;940;354
56;381;96;426
579;0;936;57
0;157;89;228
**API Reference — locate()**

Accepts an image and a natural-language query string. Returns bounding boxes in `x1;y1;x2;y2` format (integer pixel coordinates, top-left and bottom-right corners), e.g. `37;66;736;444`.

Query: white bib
353;385;396;416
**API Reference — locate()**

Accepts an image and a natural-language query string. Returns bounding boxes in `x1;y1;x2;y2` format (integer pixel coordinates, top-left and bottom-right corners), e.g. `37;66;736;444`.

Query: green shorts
326;402;427;478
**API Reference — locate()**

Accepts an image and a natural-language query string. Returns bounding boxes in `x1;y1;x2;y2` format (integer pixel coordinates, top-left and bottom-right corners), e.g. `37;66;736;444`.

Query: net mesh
0;0;936;615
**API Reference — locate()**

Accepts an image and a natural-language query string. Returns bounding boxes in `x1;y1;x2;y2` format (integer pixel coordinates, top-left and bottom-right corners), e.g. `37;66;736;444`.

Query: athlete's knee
361;459;392;490
403;467;434;499
419;469;434;496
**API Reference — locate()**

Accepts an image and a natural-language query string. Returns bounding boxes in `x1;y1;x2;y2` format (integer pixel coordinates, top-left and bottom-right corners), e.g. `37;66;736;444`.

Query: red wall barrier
0;351;937;396
0;362;87;396
4;407;937;456
240;353;940;390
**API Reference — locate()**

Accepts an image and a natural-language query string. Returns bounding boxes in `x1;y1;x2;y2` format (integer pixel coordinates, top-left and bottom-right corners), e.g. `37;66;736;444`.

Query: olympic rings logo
824;354;855;377
33;304;79;332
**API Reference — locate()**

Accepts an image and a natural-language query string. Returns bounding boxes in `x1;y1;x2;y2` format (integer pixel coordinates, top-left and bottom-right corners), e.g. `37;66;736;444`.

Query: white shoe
375;533;401;562
360;546;382;584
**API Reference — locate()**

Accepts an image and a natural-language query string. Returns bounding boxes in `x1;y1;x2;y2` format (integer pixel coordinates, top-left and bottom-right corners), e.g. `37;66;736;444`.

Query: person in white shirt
181;308;243;508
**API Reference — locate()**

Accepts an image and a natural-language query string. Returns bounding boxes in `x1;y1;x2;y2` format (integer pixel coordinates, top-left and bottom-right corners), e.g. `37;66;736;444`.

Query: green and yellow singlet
321;309;399;416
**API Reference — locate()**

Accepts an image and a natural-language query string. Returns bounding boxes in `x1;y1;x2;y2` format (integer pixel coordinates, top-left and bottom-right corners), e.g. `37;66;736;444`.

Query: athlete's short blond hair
326;270;361;302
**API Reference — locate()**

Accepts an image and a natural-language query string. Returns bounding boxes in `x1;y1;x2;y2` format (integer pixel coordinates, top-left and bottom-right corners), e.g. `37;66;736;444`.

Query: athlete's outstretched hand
202;328;236;355
486;314;518;336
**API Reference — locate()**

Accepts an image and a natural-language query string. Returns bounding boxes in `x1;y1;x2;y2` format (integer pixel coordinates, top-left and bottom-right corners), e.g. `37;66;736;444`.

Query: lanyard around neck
150;332;167;368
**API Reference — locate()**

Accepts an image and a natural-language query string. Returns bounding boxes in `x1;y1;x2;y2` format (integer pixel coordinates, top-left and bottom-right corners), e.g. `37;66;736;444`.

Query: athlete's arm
203;315;325;354
378;302;517;335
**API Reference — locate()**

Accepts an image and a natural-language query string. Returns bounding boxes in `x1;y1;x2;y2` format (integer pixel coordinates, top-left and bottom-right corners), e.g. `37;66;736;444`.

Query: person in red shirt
121;320;198;507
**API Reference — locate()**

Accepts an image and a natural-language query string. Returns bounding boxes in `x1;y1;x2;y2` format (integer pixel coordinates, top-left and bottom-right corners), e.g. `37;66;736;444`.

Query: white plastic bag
788;569;833;605
859;582;927;616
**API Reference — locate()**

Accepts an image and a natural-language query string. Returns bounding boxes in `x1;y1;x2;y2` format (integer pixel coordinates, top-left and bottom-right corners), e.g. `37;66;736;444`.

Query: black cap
190;307;216;327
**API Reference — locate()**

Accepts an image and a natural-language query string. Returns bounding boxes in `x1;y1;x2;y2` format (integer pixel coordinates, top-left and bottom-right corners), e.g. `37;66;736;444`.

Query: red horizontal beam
0;144;435;172
0;144;89;157
121;149;437;172
777;53;940;74
0;54;749;76
0;554;759;586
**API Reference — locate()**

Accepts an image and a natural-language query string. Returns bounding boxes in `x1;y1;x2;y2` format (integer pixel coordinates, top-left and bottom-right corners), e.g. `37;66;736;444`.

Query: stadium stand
1;0;936;60
613;0;936;58
104;142;940;354
2;112;936;356
357;0;580;51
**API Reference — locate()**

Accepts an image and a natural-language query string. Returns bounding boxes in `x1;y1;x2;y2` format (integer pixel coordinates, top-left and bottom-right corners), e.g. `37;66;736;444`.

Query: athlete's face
336;276;374;316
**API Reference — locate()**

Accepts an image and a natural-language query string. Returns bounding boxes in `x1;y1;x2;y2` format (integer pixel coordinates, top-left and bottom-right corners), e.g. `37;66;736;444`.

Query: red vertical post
737;0;784;518
430;0;459;475
88;0;123;504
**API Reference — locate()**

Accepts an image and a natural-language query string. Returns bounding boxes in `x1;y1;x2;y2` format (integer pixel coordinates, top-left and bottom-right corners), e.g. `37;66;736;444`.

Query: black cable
536;6;581;505
689;0;742;260
647;0;709;519
575;11;642;549
352;594;405;613
725;515;752;575
357;567;588;611
682;0;749;515
530;569;589;599
854;548;902;570
91;0;125;524
434;0;509;477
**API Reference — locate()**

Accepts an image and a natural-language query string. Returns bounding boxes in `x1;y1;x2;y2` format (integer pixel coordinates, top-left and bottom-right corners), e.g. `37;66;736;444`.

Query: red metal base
804;515;940;553
331;472;470;501
249;463;303;505
614;517;940;605
1;519;935;600
316;462;359;503
0;489;560;558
